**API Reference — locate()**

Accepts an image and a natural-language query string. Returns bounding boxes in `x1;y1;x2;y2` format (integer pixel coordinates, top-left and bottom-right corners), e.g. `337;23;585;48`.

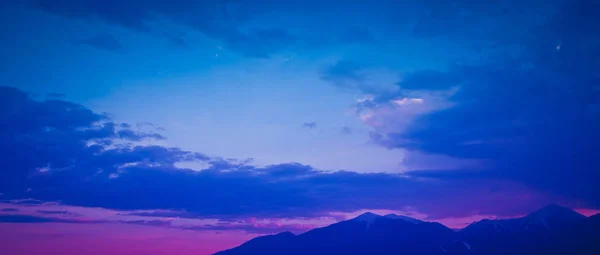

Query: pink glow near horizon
2;201;599;255
0;223;256;255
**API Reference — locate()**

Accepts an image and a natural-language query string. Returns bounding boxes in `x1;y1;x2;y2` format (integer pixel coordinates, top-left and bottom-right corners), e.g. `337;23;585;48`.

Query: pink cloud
575;208;600;217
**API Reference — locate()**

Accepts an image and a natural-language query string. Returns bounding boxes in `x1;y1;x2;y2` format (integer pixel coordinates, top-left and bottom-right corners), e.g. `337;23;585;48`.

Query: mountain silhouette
214;205;600;255
461;204;587;235
459;204;593;255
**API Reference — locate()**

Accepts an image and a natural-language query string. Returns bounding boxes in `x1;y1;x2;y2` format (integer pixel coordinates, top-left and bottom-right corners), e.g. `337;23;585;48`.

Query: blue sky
0;0;599;254
1;1;445;172
1;0;483;173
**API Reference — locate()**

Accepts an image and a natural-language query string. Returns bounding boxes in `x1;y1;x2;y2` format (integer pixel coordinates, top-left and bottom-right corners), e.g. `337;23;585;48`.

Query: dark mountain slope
215;213;459;255
460;204;593;255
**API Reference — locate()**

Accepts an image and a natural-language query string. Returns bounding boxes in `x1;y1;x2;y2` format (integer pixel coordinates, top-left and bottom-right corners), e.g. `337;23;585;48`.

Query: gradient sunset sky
1;0;599;254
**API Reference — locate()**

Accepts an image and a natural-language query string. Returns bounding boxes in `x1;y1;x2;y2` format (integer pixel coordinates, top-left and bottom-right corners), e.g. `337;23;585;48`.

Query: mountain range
214;204;600;255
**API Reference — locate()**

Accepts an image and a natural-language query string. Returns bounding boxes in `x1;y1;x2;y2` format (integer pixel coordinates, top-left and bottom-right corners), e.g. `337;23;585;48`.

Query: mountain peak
353;212;382;229
353;212;381;222
528;204;585;220
521;204;586;230
538;204;570;211
383;214;422;224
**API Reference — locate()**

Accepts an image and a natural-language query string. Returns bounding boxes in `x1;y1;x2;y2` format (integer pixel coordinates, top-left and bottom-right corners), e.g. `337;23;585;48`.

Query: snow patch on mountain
462;241;471;250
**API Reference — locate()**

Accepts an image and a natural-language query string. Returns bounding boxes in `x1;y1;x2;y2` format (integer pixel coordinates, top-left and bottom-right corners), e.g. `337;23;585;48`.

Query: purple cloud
120;219;173;228
184;221;315;235
36;210;78;215
0;214;107;224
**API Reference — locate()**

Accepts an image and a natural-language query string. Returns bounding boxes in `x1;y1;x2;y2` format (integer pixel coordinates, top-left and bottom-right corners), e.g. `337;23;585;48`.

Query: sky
0;0;599;254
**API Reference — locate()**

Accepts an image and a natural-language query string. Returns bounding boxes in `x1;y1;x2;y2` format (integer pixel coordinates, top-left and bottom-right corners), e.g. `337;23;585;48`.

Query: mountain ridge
214;205;600;255
461;204;586;234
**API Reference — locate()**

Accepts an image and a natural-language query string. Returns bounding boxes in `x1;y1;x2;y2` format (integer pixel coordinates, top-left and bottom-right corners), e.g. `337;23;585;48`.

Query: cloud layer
0;86;574;221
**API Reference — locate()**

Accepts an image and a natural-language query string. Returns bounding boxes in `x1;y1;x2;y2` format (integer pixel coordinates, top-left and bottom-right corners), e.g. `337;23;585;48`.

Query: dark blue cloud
0;214;106;224
20;0;297;58
1;208;19;212
396;69;463;91
319;60;397;95
0;86;196;194
320;60;367;92
412;0;556;48
36;210;77;215
116;129;165;141
361;0;600;206
2;199;45;205
11;0;429;58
